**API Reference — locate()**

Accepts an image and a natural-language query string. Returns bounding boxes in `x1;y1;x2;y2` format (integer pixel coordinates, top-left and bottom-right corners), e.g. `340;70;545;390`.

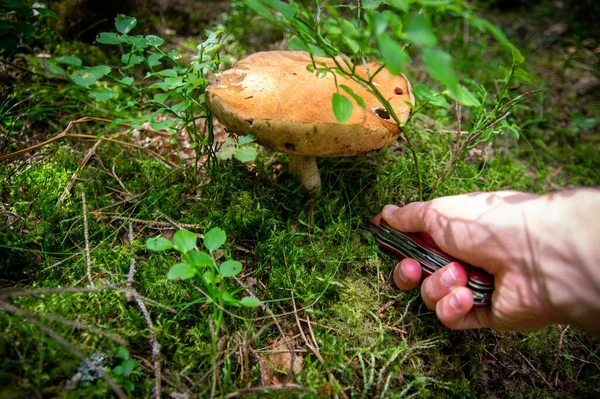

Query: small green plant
112;346;139;393
217;133;259;163
39;14;229;170
145;228;260;308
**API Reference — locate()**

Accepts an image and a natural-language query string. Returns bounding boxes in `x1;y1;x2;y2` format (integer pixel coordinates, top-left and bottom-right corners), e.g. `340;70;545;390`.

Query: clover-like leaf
54;55;82;66
233;146;257;162
173;229;197;253
184;250;213;268
204;227;226;251
145;236;173;251
219;260;242;277
115;15;137;35
118;346;129;360
96;32;126;45
167;262;197;280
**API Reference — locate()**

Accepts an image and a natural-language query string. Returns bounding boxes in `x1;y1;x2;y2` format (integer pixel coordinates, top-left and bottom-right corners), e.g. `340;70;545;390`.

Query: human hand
381;190;600;333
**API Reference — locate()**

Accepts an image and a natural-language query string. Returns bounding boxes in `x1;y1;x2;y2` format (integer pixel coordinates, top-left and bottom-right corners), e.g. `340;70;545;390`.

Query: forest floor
1;1;599;398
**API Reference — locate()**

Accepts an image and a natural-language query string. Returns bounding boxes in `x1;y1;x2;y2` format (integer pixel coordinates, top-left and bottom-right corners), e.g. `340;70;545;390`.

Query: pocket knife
362;215;494;307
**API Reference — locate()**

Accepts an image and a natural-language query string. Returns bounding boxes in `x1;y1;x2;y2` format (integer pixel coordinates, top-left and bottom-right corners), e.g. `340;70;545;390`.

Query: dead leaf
258;337;304;385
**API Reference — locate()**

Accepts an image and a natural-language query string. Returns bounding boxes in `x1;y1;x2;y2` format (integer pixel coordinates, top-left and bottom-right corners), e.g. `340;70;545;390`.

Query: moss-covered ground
1;1;599;397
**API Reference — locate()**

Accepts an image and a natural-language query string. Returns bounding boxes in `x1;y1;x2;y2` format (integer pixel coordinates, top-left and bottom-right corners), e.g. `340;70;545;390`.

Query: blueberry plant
244;0;534;199
38;14;257;171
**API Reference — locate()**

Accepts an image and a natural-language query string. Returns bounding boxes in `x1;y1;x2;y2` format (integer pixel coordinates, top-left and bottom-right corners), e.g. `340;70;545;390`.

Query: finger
381;202;431;233
392;258;422;291
420;262;468;310
434;287;485;329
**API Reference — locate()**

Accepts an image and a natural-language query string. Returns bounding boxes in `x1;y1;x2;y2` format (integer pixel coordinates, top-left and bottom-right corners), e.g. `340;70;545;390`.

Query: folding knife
362;216;494;307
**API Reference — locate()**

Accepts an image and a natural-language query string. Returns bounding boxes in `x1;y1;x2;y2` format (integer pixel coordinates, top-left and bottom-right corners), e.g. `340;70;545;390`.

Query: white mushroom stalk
288;154;321;194
205;51;414;194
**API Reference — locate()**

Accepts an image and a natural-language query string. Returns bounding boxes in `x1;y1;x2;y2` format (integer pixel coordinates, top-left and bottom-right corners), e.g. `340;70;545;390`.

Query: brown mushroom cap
206;51;414;157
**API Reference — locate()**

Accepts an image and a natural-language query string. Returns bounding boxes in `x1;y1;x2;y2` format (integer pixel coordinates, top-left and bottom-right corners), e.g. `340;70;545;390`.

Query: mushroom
206;51;414;193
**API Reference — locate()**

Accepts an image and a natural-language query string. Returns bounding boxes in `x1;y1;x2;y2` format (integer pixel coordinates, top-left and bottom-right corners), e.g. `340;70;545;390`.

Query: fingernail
397;264;408;282
450;294;461;309
382;204;400;219
441;264;457;287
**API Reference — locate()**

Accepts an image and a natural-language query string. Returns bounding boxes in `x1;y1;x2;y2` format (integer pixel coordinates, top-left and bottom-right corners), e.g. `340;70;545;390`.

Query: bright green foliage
145;227;258;308
244;0;532;200
1;1;600;398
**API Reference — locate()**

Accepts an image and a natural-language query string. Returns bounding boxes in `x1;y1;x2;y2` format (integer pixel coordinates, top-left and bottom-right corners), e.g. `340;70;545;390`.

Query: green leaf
366;12;389;36
1;0;32;17
331;92;353;123
233;146;257;162
412;84;450;108
422;47;458;92
288;36;309;52
262;0;297;21
150;120;175;130
342;36;360;54
184;250;213;267
45;60;65;76
219;260;242;277
154;69;178;77
221;291;238;305
70;70;98;87
238;134;256;145
217;145;236;160
514;67;531;83
240;296;261;308
147;53;163;67
404;13;437;47
118;346;129;360
377;33;410;75
384;0;409;12
129;35;148;49
145;236;173;251
146;35;164;47
448;85;481;107
12;21;35;37
167;262;197;280
54;55;82;66
339;85;366;109
90;90;117;102
173;229;197;253
152;93;169;103
115;15;137;34
34;7;59;20
204;227;226;251
118;76;134;85
508;125;520;139
246;0;273;21
96;32;126;45
121;53;143;67
120;359;138;377
203;270;220;286
87;65;111;79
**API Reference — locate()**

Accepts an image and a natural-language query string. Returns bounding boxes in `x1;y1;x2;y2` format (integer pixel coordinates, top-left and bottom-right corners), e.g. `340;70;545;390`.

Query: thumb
381;202;432;234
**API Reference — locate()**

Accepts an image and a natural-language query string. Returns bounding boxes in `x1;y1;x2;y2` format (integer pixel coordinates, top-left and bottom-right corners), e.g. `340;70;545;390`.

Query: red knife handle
373;218;494;307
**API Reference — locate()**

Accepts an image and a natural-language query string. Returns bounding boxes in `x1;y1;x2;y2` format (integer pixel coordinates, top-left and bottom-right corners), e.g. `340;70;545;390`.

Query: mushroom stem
288;154;321;194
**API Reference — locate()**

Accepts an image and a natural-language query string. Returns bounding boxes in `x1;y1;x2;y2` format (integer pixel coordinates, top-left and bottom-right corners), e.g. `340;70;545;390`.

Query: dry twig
82;193;94;287
0;300;127;399
125;222;162;399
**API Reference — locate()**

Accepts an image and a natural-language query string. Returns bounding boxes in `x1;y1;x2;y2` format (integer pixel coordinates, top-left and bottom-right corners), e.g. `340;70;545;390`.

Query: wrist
533;189;600;332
